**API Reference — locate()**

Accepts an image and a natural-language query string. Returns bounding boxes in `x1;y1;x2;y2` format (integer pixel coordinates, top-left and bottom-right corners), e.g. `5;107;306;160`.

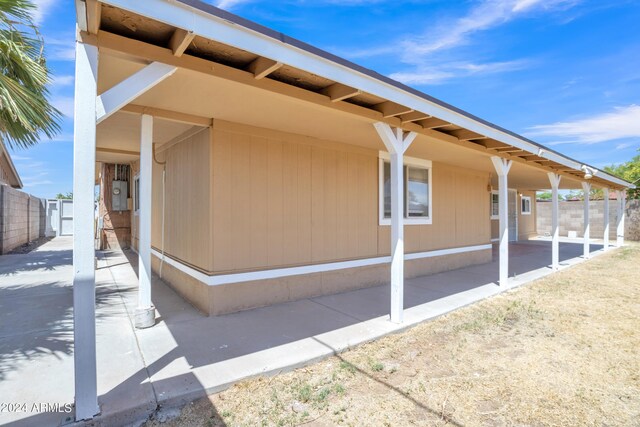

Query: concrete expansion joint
101;251;161;422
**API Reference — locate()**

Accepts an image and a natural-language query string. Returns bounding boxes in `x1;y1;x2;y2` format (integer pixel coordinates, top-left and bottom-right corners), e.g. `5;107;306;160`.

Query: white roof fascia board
97;0;634;189
75;0;88;32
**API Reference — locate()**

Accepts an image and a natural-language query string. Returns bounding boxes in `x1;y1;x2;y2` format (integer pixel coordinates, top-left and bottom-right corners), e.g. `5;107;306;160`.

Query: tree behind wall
604;150;640;199
55;192;72;199
0;0;61;149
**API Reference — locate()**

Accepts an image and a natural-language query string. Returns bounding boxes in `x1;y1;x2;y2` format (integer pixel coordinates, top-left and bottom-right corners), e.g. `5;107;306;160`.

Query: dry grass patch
147;244;640;426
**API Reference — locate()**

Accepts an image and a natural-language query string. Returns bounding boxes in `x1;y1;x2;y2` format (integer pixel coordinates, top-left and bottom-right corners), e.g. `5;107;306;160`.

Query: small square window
490;191;499;220
379;153;432;225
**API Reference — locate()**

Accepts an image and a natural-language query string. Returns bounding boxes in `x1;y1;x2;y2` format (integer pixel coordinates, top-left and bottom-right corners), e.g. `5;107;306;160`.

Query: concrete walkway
0;237;606;426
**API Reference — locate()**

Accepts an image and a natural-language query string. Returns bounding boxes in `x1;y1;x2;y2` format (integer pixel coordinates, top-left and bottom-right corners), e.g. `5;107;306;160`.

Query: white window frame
490;190;499;220
521;195;532;215
378;151;432;226
133;174;140;215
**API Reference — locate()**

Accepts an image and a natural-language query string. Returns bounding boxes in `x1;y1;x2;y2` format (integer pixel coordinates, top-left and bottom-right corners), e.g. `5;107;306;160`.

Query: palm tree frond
0;0;61;149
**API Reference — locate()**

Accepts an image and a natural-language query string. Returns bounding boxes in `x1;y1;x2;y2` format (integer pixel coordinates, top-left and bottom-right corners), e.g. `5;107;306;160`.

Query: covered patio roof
78;0;634;191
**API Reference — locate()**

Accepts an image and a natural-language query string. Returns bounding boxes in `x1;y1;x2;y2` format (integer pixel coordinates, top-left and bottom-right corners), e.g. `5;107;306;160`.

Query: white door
508;189;518;242
59;199;74;236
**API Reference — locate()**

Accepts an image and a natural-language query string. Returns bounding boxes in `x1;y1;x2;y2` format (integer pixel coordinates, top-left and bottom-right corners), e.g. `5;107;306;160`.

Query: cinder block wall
627;200;640;241
0;185;46;254
537;199;638;241
28;195;42;241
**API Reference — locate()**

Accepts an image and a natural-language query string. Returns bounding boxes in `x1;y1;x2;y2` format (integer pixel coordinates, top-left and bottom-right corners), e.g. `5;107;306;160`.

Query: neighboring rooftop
0;140;23;189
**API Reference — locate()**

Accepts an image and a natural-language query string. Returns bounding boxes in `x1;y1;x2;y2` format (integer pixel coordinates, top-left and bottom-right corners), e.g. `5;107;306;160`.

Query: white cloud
344;0;580;85
398;0;580;61
213;0;391;10
51;75;74;87
526;105;640;144
616;142;634;150
20;169;53;188
214;0;252;9
45;36;76;62
389;59;529;85
32;0;57;25
52;96;75;118
388;70;455;85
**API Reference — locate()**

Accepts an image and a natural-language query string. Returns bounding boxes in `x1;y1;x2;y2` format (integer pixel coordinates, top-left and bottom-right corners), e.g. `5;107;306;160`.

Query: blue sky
11;0;640;198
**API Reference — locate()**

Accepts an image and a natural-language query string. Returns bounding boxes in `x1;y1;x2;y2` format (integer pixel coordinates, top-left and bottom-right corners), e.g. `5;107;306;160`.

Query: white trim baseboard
151;243;492;287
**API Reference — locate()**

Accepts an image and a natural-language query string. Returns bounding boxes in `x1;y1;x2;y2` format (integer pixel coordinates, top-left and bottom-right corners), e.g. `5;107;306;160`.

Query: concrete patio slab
0;238;155;427
0;236;609;426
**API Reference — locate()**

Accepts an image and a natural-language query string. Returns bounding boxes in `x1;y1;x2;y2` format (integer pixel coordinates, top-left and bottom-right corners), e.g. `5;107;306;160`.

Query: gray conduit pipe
153;143;167;278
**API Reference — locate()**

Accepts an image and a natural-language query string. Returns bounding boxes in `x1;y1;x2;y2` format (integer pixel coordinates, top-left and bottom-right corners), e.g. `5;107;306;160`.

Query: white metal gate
45;199;59;237
60;200;73;236
46;199;73;237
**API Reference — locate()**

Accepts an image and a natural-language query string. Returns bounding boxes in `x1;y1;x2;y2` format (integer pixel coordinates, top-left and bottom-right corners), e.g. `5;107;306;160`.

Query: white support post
491;157;512;287
582;182;591;259
374;122;417;324
603;188;610;251
72;40;100;420
617;190;626;247
548;173;561;270
135;114;155;328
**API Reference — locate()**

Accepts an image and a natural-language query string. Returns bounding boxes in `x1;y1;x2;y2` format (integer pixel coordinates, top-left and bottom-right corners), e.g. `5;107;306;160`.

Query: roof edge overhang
0;140;23;189
79;0;634;190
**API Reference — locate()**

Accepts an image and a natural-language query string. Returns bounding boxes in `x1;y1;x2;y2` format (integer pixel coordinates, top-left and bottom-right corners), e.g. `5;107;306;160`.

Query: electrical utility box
111;180;129;211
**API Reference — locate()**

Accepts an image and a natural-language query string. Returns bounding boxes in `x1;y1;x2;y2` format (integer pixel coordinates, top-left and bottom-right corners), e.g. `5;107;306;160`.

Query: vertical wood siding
378;164;490;254
518;190;537;239
150;129;212;271
211;121;490;273
212;122;378;272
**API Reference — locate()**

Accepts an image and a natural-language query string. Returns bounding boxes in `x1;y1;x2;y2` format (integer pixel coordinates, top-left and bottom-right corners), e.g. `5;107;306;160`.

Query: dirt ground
8;236;52;254
147;244;640;427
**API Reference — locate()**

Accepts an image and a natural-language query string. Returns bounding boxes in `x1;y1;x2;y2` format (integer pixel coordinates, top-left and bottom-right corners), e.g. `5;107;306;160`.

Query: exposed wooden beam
82;31;605;188
417;117;450;129
85;0;101;34
81;31;396;125
374;101;412;118
248;56;282;79
400;111;430;124
321;83;361;102
120;104;212;127
96;147;139;156
476;139;508;149
169;28;195;57
493;147;523;153
448;129;485;141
